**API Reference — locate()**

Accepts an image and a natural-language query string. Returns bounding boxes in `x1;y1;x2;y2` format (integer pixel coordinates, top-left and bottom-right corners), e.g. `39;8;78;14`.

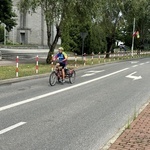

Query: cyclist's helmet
58;47;64;51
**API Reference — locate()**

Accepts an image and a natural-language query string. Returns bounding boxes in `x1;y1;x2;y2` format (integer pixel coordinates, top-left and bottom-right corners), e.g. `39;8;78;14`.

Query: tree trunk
47;30;51;50
106;37;111;58
46;25;61;64
45;23;52;64
106;36;115;58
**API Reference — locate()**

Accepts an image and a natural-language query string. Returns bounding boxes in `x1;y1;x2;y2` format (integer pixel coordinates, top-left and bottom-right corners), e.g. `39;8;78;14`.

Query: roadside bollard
118;52;120;60
104;52;106;63
98;52;101;63
91;52;94;65
74;53;77;67
16;56;19;77
127;52;130;59
83;53;86;66
114;53;116;60
36;55;38;74
109;53;111;62
51;55;54;71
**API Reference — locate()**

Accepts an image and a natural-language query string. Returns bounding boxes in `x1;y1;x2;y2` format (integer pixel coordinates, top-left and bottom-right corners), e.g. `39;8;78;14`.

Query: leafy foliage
0;0;17;31
121;0;150;49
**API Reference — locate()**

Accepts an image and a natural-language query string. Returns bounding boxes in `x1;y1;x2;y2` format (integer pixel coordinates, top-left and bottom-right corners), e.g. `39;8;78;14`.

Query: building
8;0;60;47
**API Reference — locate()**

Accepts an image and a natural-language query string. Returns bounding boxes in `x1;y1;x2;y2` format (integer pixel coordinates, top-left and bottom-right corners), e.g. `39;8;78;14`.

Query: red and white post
104;51;106;63
98;52;101;63
51;54;54;71
16;56;19;77
109;52;111;62
114;53;116;60
118;52;120;60
74;53;77;67
83;53;86;66
36;55;39;74
91;52;94;65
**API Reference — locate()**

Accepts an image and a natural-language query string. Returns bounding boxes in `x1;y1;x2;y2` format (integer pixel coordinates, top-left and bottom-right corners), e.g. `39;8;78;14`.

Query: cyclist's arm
62;52;68;62
52;54;58;61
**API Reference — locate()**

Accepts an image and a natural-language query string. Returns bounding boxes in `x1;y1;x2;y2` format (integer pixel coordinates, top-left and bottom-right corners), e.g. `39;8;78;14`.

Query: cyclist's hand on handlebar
52;57;56;61
51;57;55;63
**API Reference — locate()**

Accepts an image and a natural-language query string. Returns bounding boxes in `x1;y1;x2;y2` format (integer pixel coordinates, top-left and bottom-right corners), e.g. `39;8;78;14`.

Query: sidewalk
106;102;150;150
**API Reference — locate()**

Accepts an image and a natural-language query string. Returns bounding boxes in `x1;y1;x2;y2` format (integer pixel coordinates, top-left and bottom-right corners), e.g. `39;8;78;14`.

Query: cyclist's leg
60;63;66;82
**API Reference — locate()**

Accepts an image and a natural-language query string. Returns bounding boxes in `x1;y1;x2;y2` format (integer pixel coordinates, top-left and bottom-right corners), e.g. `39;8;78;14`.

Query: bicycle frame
55;66;63;79
49;63;76;86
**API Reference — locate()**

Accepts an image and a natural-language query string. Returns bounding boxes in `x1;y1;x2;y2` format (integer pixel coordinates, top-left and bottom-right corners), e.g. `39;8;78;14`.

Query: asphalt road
0;58;150;150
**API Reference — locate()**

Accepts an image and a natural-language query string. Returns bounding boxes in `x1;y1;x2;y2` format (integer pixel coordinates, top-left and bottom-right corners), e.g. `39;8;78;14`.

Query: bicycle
49;63;76;86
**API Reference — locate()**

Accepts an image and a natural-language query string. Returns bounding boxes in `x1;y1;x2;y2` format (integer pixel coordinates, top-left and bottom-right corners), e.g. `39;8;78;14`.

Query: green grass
0;59;100;80
0;63;52;80
0;60;84;80
126;116;131;129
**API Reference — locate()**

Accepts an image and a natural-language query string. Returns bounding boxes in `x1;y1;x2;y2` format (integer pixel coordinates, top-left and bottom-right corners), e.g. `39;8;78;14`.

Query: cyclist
53;47;68;83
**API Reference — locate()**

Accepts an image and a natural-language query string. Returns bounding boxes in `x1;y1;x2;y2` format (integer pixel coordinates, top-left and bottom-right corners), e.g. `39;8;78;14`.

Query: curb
0;73;50;85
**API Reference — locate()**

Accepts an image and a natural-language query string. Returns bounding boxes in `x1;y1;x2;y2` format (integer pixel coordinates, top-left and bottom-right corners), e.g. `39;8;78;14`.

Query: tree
96;0;126;57
90;23;106;54
63;0;150;55
19;0;100;63
122;0;150;50
41;0;100;62
61;0;103;55
19;0;78;63
62;0;124;55
0;0;17;31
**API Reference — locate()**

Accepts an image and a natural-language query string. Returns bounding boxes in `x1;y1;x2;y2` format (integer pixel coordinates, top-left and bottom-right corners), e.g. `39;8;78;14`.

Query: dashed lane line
0;122;26;135
132;65;138;67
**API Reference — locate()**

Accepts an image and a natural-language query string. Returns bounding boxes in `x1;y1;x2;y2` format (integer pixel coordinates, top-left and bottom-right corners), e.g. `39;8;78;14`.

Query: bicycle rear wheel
69;70;76;84
49;71;57;86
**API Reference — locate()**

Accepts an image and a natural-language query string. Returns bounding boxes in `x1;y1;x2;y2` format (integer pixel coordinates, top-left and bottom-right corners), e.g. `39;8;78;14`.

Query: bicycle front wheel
69;70;76;84
49;71;57;86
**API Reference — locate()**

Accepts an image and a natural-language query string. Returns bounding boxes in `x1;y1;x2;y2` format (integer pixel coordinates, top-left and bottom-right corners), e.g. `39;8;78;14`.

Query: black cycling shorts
59;62;66;69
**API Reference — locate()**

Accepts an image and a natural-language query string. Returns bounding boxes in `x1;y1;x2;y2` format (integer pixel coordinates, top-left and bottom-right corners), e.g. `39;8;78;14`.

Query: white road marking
88;70;104;73
140;63;144;65
0;122;26;135
132;65;138;67
0;68;129;112
81;73;95;77
146;61;149;64
126;72;142;80
81;70;104;77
